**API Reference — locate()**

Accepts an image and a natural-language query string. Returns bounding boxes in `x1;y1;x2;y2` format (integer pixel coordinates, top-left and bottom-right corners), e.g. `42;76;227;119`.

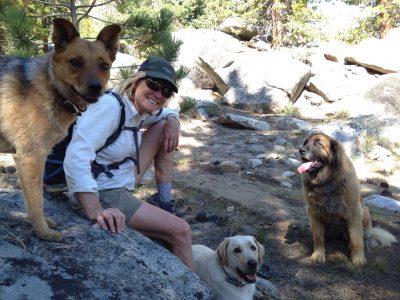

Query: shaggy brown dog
298;132;397;266
0;19;120;241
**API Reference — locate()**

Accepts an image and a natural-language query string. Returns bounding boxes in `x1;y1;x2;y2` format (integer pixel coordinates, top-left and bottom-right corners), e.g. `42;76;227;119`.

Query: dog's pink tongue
246;273;256;282
297;161;314;174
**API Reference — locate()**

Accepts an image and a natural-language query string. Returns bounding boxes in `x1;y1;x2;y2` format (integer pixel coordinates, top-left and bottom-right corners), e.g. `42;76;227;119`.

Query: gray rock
247;144;267;154
273;145;286;153
217;51;311;112
280;182;293;189
220;160;241;173
0;192;210;300
286;158;302;169
255;277;283;300
364;194;400;212
362;73;400;115
218;113;270;131
345;27;400;74
249;159;263;168
282;171;296;178
218;17;257;40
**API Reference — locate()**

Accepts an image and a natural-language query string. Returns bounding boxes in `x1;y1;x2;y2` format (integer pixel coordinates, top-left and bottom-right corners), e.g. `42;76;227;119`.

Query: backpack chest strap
122;125;141;174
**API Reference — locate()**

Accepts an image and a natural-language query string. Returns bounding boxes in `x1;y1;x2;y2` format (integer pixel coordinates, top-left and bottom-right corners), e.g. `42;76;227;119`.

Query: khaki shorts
68;187;143;224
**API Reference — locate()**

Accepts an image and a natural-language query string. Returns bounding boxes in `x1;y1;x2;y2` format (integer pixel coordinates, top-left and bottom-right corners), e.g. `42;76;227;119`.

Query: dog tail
365;227;397;249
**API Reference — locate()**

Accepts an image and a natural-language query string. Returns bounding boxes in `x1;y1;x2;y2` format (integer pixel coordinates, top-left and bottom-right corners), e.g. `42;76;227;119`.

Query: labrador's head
217;235;265;283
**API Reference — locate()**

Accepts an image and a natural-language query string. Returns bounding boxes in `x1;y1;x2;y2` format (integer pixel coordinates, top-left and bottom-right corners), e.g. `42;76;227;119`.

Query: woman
64;56;194;270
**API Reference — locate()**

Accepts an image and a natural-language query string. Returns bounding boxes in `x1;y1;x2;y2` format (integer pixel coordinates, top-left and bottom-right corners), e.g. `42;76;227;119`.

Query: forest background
1;0;399;63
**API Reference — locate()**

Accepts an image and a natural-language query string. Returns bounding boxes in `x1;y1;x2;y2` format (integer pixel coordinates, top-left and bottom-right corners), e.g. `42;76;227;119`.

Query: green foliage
0;6;36;56
337;11;380;44
338;0;400;44
157;35;183;62
256;227;266;245
362;135;375;153
124;8;180;59
333;110;350;119
179;97;197;114
203;104;221;117
187;0;260;29
188;0;236;28
175;65;190;82
377;136;393;150
162;0;206;27
282;0;326;46
283;103;301;118
117;65;138;81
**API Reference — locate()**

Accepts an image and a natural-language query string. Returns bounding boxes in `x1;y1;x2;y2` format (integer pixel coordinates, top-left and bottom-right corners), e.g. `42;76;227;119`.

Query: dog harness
222;267;248;287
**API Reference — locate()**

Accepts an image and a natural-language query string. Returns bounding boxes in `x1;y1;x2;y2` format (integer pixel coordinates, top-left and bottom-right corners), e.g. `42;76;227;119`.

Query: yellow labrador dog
192;235;265;300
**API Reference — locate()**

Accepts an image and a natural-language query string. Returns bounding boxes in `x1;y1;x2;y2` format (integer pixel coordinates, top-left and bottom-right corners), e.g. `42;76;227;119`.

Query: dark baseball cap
138;56;178;93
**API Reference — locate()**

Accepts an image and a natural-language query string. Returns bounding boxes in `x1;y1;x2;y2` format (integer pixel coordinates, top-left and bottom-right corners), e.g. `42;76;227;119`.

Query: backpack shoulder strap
95;90;125;154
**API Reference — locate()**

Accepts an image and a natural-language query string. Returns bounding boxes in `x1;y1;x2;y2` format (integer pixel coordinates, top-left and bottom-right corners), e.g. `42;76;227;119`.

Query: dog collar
55;89;87;116
222;267;248;287
62;99;86;116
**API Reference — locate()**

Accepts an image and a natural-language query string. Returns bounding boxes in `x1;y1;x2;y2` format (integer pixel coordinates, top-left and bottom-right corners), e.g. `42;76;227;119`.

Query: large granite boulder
0;191;210;299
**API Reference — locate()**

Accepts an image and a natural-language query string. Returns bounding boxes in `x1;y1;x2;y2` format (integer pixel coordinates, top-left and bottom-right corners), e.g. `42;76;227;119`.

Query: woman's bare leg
128;202;194;271
135;120;174;185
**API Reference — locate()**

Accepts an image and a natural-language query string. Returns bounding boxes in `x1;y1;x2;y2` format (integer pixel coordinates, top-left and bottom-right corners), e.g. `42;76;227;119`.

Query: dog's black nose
247;259;258;271
87;80;102;94
299;149;305;155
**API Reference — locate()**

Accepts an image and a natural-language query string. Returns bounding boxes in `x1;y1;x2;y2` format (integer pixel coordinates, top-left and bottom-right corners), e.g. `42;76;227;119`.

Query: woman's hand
77;192;126;233
95;208;126;234
161;116;180;153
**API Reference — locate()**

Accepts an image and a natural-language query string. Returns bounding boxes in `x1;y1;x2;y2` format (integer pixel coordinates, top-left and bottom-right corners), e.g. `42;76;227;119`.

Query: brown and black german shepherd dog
0;19;121;241
298;132;397;266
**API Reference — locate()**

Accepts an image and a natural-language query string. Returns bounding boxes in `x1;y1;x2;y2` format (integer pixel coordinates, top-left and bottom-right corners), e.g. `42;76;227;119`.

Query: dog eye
314;139;322;147
234;248;242;253
69;58;82;68
250;245;257;251
100;62;109;71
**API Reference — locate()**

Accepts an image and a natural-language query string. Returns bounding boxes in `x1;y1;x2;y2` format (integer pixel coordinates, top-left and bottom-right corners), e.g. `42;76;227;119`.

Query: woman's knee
170;218;191;241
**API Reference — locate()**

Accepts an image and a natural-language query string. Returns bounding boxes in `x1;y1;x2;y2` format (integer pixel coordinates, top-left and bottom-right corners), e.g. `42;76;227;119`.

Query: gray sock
157;183;172;203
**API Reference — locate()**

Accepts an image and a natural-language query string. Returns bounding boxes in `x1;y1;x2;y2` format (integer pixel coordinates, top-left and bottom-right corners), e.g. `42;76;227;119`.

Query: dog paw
36;228;64;242
310;251;326;263
351;253;366;266
45;217;58;229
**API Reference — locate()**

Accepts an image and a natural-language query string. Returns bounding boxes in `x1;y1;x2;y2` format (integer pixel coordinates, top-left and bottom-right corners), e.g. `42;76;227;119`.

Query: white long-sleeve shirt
64;91;179;193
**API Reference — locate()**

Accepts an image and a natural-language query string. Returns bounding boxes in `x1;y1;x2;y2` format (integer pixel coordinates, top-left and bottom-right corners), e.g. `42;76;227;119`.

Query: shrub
283;103;301;118
179;97;196;114
333;110;350;119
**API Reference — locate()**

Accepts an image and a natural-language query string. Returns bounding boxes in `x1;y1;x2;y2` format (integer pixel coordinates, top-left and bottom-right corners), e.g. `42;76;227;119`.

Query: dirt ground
0;108;399;299
163;110;399;300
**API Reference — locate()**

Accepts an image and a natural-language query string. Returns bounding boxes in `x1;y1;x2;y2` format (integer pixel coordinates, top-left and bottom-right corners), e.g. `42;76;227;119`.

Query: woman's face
132;77;174;115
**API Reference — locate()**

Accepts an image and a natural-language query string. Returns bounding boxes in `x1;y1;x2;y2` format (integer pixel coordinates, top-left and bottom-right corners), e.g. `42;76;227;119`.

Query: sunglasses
145;78;174;98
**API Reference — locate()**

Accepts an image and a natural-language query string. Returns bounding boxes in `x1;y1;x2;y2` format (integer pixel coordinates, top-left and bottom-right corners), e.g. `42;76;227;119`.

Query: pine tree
0;6;36;56
121;8;188;80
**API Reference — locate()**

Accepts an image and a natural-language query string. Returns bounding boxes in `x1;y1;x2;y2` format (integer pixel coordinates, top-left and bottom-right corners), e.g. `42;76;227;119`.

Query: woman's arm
161;115;180;153
64;94;120;193
76;192;125;233
65;94;126;233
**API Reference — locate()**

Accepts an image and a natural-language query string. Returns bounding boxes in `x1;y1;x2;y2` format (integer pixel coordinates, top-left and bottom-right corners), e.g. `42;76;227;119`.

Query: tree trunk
69;0;79;31
272;0;283;48
379;0;392;38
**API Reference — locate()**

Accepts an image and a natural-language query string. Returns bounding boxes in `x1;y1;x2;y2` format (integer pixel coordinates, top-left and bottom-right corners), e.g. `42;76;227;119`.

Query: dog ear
52;18;80;53
253;237;265;262
330;138;340;167
96;24;121;62
217;238;229;266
